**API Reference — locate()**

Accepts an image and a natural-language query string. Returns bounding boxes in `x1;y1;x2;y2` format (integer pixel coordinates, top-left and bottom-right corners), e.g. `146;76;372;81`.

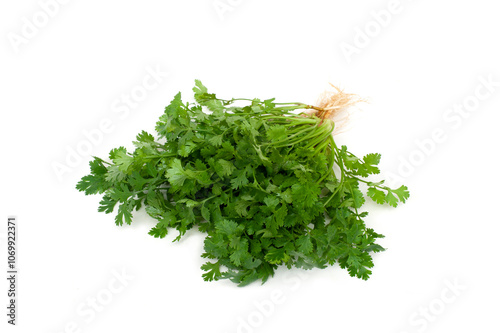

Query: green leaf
279;188;293;204
367;187;385;205
177;198;200;208
148;210;176;238
274;204;287;227
234;200;250;217
230;170;249;190
263;196;279;209
296;235;313;255
178;141;197;157
215;219;242;236
385;191;399;208
291;182;321;208
135;130;155;143
148;225;168;238
128;171;150;190
208;134;223;147
215;159;235;177
363;153;381;166
76;174;106;195
98;195;117;214
266;125;287;142
165;159;187;187
201;261;222;281
351;187;365;209
201;204;211;222
265;247;290;265
193;80;224;114
115;202;133;226
105;165;126;183
393;185;410;203
110;147;133;173
230;246;249;266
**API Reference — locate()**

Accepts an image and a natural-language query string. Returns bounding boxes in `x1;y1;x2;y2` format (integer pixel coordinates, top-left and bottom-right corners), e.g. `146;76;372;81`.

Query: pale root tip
300;84;365;134
314;83;364;120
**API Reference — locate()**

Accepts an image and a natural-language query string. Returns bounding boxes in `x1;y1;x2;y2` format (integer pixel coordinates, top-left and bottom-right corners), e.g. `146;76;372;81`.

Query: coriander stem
262;125;316;146
143;153;177;159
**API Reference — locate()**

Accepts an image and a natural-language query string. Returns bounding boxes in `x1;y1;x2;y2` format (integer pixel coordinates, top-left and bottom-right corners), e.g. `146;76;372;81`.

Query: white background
1;1;499;332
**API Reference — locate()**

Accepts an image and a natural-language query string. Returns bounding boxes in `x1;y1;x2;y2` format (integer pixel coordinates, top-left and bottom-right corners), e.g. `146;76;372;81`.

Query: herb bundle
77;80;409;286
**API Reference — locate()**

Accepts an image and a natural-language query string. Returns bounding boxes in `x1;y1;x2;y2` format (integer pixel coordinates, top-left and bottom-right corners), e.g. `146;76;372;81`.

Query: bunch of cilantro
77;80;409;286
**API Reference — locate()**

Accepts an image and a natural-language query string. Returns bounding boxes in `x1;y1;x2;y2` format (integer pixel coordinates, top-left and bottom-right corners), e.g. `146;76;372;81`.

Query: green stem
273;102;304;106
304;121;333;149
305;129;331;149
348;174;388;190
323;147;345;206
269;121;331;148
314;138;330;155
143;153;177;159
260;115;318;123
262;124;317;146
316;136;336;184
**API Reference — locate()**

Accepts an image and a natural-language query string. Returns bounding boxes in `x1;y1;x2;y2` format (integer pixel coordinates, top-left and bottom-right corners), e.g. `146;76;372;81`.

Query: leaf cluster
77;80;409;286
